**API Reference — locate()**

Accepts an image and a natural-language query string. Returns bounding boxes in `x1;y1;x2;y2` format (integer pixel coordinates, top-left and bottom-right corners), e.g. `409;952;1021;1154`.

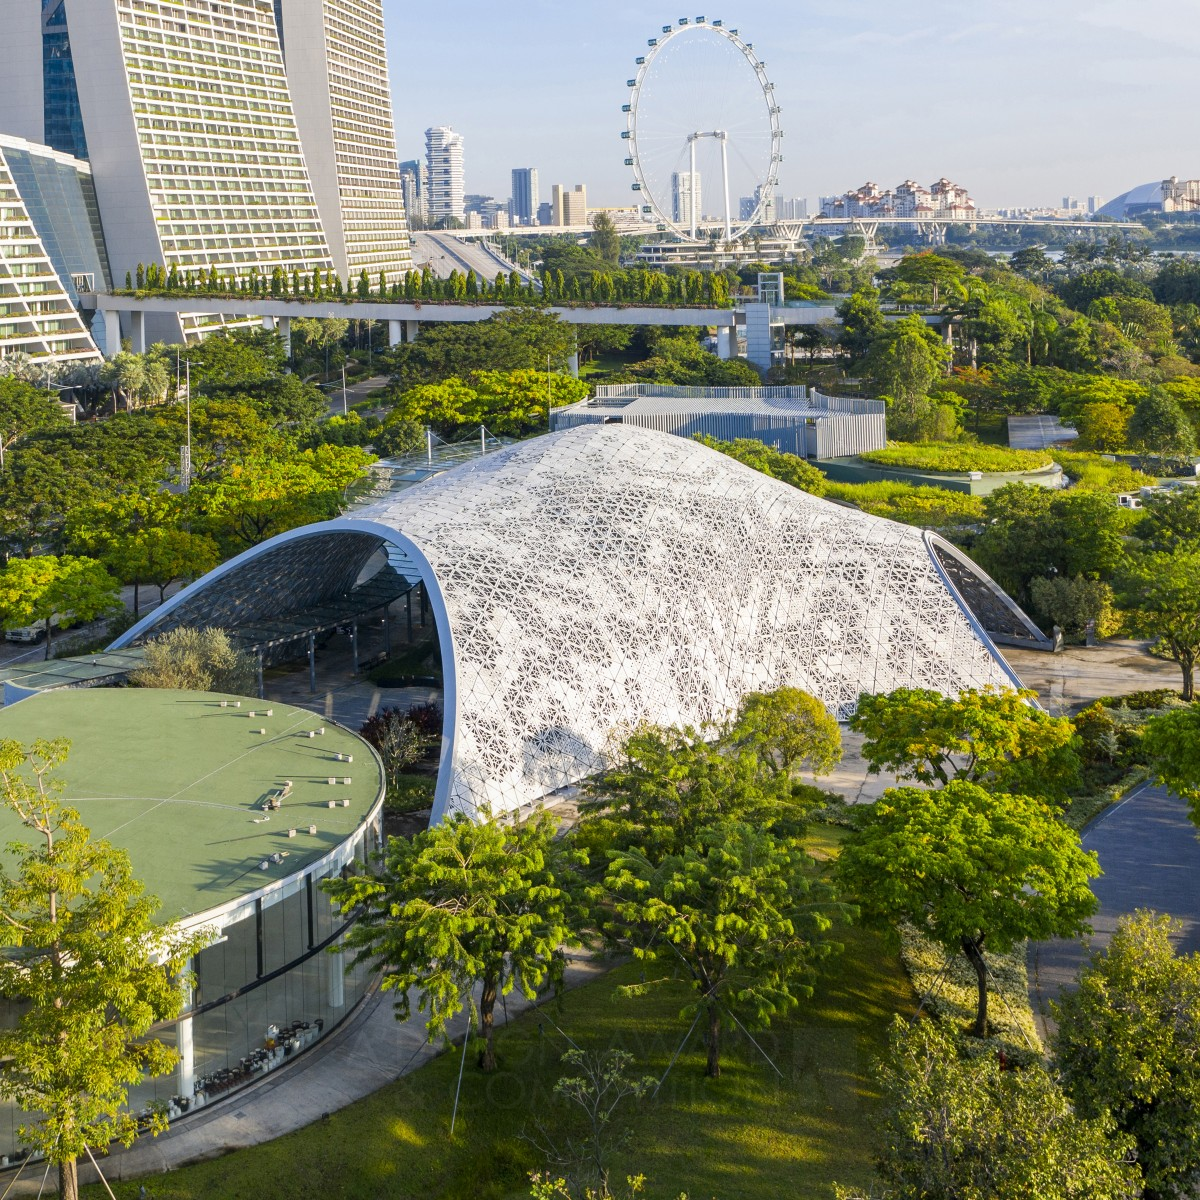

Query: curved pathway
1029;783;1200;1040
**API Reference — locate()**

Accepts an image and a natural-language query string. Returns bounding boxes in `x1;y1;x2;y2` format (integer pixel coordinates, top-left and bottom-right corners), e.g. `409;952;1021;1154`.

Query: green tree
1137;482;1200;552
0;555;120;659
834;1017;1140;1200
0;377;68;471
888;252;966;305
581;689;841;864
1075;401;1131;452
605;817;836;1077
590;213;622;267
836;289;885;363
862;316;952;437
1128;387;1197;467
0;739;204;1200
849;686;1080;798
324;815;589;1072
1054;910;1200;1200
135;526;221;605
1143;704;1200;817
1116;549;1200;700
836;780;1098;1036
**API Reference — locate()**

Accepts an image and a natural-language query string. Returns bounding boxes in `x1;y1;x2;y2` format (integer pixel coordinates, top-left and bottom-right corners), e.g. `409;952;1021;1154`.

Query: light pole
341;364;348;415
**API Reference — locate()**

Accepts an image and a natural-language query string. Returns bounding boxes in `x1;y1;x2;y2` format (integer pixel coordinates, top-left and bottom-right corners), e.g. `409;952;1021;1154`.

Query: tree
1128;388;1196;467
529;1049;656;1198
605;818;836;1077
135;526;221;604
888;252;966;306
324;815;589;1072
1029;575;1119;639
1054;910;1200;1200
0;555;120;659
130;626;257;693
590;213;621;267
834;1017;1140;1200
0;377;68;471
1075;401;1131;452
861;316;952;434
1137;484;1200;552
836;289;885;363
1116;550;1200;700
581;689;841;864
696;436;828;495
836;780;1098;1036
1142;703;1200;817
849;686;1080;799
0;739;203;1200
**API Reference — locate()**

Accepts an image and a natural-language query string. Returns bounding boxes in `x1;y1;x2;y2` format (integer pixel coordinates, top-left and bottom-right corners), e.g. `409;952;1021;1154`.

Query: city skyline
383;0;1199;211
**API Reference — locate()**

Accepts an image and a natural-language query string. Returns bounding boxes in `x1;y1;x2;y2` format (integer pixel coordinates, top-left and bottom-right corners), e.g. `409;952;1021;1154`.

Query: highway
409;232;533;284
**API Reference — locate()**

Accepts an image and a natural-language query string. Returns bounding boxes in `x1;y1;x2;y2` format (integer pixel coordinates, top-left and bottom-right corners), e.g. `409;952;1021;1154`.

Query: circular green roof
0;689;384;922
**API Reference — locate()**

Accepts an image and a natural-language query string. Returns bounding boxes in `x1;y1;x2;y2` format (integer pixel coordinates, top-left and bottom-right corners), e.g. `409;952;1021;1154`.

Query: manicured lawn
91;832;912;1200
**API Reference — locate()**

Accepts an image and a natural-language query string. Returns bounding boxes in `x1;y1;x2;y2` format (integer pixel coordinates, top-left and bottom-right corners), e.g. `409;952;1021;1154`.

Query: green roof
0;689;384;922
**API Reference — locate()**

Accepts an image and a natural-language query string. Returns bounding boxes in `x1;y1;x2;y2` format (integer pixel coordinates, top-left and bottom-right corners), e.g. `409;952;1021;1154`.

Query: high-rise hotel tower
2;0;410;343
275;0;411;282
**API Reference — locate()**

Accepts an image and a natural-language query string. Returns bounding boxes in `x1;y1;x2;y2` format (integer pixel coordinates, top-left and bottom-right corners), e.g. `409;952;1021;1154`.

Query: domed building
114;424;1040;823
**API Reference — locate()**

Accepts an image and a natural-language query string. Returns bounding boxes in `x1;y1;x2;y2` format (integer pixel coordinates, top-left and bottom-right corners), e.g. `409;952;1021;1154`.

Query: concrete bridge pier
262;315;291;359
130;309;146;354
716;325;737;360
100;309;122;359
388;319;419;348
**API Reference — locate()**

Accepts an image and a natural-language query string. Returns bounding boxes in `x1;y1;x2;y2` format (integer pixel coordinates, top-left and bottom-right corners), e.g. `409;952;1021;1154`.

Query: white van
4;613;75;644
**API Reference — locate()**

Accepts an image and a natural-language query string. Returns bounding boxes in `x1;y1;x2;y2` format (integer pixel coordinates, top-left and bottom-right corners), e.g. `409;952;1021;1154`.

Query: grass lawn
89;831;912;1200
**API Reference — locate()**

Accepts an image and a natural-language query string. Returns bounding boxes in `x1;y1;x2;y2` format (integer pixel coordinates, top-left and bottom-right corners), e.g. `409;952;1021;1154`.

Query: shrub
1055;451;1155;493
405;701;444;738
859;442;1054;473
823;480;984;527
130;626;256;694
1095;688;1186;711
695;435;827;495
359;707;432;794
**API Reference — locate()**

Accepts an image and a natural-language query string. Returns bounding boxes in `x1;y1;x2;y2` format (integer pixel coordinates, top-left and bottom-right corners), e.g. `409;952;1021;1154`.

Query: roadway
409;232;532;283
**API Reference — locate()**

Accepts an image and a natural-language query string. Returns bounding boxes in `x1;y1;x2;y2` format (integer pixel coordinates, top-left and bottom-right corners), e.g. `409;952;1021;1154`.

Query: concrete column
568;351;579;378
100;310;122;359
717;325;737;360
406;591;413;641
351;622;359;674
177;1014;195;1100
388;319;402;348
383;607;391;655
256;651;264;699
130;309;146;354
329;944;345;1010
261;315;276;332
404;320;419;343
307;631;316;693
278;316;291;361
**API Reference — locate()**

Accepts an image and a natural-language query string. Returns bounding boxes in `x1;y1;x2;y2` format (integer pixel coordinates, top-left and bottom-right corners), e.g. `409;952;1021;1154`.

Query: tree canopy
836;780;1098;1036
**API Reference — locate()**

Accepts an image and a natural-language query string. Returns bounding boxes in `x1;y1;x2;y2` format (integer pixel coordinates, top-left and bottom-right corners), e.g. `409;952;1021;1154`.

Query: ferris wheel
623;18;783;243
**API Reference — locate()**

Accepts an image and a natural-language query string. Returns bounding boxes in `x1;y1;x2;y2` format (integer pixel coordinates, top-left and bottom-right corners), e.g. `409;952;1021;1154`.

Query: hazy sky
383;0;1198;212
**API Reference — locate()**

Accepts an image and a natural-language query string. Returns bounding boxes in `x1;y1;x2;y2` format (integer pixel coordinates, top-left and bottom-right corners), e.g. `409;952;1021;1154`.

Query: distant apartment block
399;159;425;222
0;134;104;364
1161;176;1200;213
425;126;465;226
738;185;777;223
552;183;588;227
537;201;553;227
820;178;976;220
511;167;539;225
776;196;808;220
275;0;412;281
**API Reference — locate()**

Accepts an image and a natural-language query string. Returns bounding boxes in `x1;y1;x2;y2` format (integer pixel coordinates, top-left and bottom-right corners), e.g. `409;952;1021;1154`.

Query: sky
383;0;1200;212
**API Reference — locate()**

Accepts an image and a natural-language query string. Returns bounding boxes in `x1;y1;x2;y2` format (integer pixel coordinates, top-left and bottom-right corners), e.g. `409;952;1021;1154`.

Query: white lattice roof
353;425;1017;819
114;424;1020;823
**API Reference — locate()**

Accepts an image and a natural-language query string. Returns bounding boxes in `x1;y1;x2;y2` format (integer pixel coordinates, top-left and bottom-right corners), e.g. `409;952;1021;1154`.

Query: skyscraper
425;127;465;226
399;160;426;224
671;171;701;228
1;0;414;344
511;168;539;225
275;0;411;282
20;1;333;312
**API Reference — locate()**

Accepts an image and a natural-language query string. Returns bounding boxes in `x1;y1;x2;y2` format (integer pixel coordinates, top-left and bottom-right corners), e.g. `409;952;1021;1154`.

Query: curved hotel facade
1;0;412;352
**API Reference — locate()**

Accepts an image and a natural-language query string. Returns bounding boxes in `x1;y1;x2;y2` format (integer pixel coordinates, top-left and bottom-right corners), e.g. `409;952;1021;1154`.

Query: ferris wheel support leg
720;135;732;243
